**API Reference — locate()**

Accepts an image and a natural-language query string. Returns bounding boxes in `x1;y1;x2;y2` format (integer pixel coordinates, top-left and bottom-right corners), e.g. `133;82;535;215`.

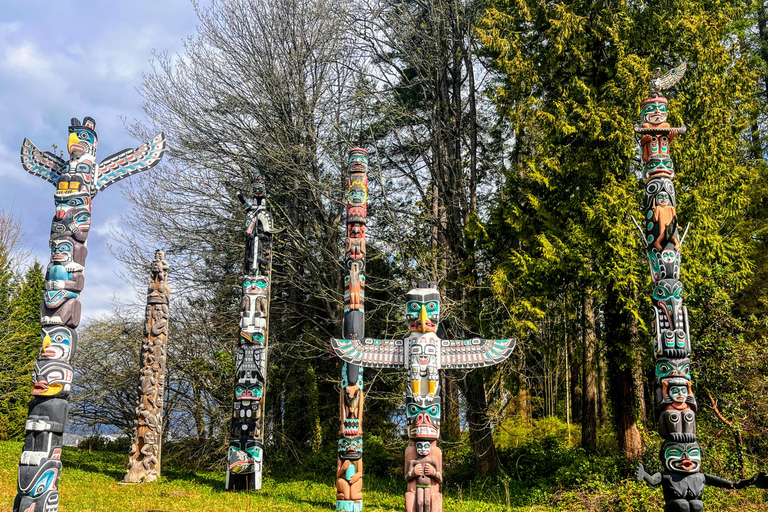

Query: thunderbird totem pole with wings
332;280;516;512
14;117;165;512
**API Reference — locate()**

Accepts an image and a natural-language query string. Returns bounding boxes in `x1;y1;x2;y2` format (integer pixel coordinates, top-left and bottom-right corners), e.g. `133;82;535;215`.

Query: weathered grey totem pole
123;250;170;484
335;149;368;512
15;117;165;512
631;65;756;509
226;176;281;491
332;279;516;512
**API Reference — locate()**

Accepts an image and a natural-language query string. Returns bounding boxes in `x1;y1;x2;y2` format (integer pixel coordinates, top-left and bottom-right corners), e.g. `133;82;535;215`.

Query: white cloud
4;41;51;72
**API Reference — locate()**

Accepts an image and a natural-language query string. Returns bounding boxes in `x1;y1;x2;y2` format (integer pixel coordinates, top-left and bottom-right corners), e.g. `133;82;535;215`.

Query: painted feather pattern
658;63;687;91
331;337;516;369
20;139;67;186
440;338;517;369
331;337;405;368
96;133;167;190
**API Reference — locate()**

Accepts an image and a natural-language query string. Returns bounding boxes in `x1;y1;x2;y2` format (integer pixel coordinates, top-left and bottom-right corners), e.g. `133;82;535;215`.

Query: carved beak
420;305;428;333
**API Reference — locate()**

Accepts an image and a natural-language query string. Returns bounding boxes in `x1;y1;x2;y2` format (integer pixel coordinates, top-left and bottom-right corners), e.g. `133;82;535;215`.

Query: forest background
2;0;768;508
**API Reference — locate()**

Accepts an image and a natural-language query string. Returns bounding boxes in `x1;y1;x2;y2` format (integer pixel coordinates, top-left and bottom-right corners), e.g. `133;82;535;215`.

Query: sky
0;0;201;319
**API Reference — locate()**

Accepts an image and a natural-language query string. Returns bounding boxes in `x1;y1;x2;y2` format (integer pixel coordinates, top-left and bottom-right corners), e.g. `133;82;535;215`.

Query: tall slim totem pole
15;117;165;512
226;176;281;491
632;65;756;509
336;149;369;512
124;250;171;484
332;280;516;512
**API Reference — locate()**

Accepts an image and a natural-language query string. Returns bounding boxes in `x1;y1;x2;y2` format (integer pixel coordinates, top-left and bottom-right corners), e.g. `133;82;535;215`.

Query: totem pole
336;148;368;512
15;117;165;512
631;65;756;509
226;175;281;491
123;250;170;484
332;281;516;512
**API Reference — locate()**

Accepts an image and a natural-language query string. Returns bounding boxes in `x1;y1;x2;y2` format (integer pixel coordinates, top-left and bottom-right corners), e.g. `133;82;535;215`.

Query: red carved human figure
405;441;442;512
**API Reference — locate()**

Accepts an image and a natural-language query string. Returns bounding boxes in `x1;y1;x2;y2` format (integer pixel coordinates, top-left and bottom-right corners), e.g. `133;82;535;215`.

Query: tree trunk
570;332;582;426
460;369;499;475
581;289;598;451
441;372;461;442
605;288;643;459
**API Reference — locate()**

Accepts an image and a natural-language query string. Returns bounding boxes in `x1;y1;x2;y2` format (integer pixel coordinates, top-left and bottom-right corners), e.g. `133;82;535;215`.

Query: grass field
1;441;768;511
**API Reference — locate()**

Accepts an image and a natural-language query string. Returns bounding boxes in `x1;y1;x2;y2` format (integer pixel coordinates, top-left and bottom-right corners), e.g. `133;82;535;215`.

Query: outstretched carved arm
636;463;662;487
704;473;736;489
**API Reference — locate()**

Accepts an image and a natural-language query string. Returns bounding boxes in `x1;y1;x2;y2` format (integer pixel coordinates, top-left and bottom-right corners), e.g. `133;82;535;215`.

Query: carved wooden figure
14;117;165;512
631;65;760;509
124;250;171;484
332;280;516;512
336;149;369;512
226;177;281;492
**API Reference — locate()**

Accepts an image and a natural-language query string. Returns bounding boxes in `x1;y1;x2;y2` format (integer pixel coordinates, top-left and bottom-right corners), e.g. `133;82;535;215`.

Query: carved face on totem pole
338;436;363;461
406;284;441;399
641;95;668;125
40;326;77;363
643;155;675;181
233;383;263;423
51;193;92;242
347;176;368;224
660;441;701;474
49;238;87;269
416;441;431;457
227;440;262;475
32;361;74;398
406;286;440;334
67;117;98;159
656;357;691;383
406;395;441;440
653;279;684;331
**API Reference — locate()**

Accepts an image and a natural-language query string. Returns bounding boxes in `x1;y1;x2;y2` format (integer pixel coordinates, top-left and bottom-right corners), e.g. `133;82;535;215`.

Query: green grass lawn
1;441;768;511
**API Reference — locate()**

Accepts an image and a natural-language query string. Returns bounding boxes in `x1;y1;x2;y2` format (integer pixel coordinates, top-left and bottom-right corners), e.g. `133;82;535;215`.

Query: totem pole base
336;499;363;512
225;471;262;492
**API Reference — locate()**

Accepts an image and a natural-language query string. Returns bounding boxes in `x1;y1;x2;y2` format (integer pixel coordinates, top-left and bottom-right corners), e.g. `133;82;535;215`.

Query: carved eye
427;405;439;416
31;470;55;498
666;447;682;458
668;412;680;424
407;404;419;416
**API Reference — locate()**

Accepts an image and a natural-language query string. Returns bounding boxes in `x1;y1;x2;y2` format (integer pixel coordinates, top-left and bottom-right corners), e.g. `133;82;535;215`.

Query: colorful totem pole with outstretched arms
332;280;516;512
15;117;165;512
226;176;281;492
123;250;171;484
631;64;758;509
336;149;368;512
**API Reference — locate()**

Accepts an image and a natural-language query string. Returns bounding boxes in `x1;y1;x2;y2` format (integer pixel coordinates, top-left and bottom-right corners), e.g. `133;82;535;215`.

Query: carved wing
330;337;405;368
96;132;166;190
659;63;687;90
440;338;517;369
20;139;67;186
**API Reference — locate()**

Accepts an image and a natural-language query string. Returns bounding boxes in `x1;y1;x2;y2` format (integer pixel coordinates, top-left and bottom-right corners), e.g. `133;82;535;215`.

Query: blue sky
1;0;201;319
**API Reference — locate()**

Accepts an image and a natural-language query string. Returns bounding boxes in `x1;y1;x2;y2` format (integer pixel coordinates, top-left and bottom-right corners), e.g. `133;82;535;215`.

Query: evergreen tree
0;261;44;441
478;0;764;460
